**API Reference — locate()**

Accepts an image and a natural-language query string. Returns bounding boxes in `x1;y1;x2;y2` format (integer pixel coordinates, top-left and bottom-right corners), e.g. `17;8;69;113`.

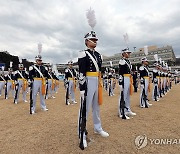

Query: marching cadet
118;48;136;119
64;60;77;105
152;62;161;101
4;67;15;99
14;62;29;104
139;57;152;108
78;30;109;149
29;55;48;114
45;66;57;99
0;67;5;96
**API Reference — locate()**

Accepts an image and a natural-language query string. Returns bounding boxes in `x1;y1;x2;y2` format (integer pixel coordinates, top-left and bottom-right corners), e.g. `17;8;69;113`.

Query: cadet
139;57;152;107
14;62;29;104
4;67;15;99
152;62;160;101
118;48;136;119
45;66;57;99
132;67;138;92
29;55;48;114
64;60;77;105
78;31;109;149
0;67;5;96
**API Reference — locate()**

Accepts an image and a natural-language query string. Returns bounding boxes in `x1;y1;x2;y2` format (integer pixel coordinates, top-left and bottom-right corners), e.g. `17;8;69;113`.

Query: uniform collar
87;48;95;52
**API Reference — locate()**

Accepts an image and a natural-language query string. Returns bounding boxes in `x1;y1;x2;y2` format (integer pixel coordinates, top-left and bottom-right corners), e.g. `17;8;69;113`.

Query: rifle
108;79;111;96
14;82;19;103
120;90;126;119
65;81;69;105
45;80;48;99
154;78;158;101
79;85;87;150
30;81;33;114
142;84;148;108
5;81;7;99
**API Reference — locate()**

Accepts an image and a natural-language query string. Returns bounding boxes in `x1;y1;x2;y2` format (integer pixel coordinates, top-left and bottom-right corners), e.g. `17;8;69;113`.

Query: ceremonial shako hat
122;47;131;53
153;62;160;67
48;66;52;70
35;55;42;61
18;64;24;68
84;31;98;40
68;60;73;65
141;57;148;62
8;68;13;71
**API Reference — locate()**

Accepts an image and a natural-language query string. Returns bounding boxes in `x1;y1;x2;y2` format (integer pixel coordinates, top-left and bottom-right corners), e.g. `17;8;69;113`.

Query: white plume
154;54;158;61
52;64;58;75
86;8;96;30
1;66;4;71
109;61;113;67
144;46;148;56
165;63;168;68
38;43;42;55
159;58;162;64
10;61;13;68
19;58;22;63
136;66;138;71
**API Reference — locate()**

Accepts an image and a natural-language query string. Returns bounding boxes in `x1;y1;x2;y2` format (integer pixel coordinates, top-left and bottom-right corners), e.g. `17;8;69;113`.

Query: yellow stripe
144;76;149;79
34;78;42;80
124;74;131;77
86;72;99;77
18;78;23;80
8;80;13;82
68;77;74;80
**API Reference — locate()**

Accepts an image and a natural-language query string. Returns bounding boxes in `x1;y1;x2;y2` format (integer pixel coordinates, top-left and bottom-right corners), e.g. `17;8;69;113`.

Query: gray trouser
109;79;114;95
0;81;5;95
47;79;53;97
123;76;131;112
32;79;46;112
68;80;75;101
86;76;102;132
55;81;59;93
15;79;27;102
140;78;149;107
7;81;14;98
152;78;160;99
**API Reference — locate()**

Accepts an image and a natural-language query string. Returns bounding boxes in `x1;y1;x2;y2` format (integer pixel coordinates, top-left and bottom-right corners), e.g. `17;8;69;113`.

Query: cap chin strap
87;39;97;45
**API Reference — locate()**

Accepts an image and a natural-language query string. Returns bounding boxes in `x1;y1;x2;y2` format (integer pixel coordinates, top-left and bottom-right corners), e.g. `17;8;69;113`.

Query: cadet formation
0;8;180;151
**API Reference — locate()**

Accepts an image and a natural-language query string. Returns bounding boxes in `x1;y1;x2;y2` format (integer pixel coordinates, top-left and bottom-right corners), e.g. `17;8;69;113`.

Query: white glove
119;85;123;91
140;84;144;89
80;90;85;100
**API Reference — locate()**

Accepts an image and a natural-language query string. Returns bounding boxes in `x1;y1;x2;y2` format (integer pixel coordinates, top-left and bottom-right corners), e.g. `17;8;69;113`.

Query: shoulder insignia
153;69;157;73
29;66;33;71
78;50;86;58
119;59;125;65
65;69;68;73
139;66;144;71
